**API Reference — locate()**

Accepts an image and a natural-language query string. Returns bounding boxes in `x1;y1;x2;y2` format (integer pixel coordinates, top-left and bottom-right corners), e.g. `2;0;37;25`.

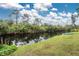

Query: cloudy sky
0;3;79;26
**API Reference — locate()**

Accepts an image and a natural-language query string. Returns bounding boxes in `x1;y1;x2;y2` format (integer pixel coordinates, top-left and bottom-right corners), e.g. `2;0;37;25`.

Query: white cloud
31;9;40;17
33;3;43;10
59;12;67;17
45;11;73;26
20;9;26;14
40;7;48;11
59;12;72;18
66;12;72;17
42;3;52;8
0;3;78;26
25;4;30;8
31;9;37;13
20;8;41;18
32;12;39;17
20;9;33;17
51;8;58;11
19;8;74;26
73;12;78;16
55;16;62;20
47;12;57;18
19;8;44;24
33;3;50;11
0;3;24;9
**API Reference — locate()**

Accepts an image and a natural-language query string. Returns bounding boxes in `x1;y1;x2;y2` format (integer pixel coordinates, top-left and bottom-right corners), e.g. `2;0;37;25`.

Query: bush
0;45;17;56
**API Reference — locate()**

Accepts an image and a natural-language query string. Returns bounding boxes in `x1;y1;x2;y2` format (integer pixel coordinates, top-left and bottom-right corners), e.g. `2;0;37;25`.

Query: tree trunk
1;37;3;44
4;39;7;44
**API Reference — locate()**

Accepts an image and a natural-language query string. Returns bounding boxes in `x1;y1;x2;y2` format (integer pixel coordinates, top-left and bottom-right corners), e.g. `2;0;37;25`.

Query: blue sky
0;3;78;19
52;3;78;13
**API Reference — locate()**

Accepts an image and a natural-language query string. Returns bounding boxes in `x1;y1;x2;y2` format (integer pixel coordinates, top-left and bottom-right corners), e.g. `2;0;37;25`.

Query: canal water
11;33;55;47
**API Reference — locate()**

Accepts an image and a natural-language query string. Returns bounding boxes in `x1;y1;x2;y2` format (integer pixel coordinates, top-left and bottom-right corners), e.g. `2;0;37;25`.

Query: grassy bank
11;32;79;56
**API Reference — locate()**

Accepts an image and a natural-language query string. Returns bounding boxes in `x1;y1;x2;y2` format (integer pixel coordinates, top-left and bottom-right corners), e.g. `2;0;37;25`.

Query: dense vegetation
0;20;71;34
0;45;17;56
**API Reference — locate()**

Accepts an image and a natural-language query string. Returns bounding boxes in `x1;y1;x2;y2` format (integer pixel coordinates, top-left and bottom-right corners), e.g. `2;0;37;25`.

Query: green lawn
11;32;79;56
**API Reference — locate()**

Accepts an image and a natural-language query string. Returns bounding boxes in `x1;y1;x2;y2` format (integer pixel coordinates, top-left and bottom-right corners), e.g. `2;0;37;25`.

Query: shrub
0;45;17;56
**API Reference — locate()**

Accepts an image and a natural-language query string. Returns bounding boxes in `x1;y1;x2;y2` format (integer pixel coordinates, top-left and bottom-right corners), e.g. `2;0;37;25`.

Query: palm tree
71;5;79;28
9;9;20;24
22;13;30;23
76;5;79;15
34;18;41;25
71;14;76;27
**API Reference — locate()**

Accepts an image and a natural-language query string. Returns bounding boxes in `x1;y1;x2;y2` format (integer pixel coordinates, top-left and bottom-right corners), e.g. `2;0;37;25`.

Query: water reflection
12;36;48;47
11;33;54;47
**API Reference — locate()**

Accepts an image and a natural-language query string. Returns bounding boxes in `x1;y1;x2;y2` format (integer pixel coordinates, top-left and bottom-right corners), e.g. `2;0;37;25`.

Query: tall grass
11;32;79;56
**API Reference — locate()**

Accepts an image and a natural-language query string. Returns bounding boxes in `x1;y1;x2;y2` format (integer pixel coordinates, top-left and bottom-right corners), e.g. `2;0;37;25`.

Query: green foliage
0;19;76;35
0;21;9;34
0;45;17;56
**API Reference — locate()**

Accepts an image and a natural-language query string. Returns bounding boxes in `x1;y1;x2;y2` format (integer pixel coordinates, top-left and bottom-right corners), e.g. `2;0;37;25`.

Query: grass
11;32;79;56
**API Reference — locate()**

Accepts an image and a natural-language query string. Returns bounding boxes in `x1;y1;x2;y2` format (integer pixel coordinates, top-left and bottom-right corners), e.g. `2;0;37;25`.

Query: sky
0;3;78;18
0;3;79;26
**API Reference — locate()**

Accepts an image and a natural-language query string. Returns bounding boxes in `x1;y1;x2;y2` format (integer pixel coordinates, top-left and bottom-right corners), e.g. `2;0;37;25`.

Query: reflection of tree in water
0;31;64;46
9;33;54;44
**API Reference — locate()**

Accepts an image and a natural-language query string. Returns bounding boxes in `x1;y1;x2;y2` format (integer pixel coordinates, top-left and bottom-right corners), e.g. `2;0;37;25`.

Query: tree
33;18;41;25
71;14;76;27
76;7;79;15
0;20;9;44
22;13;30;23
9;9;20;24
